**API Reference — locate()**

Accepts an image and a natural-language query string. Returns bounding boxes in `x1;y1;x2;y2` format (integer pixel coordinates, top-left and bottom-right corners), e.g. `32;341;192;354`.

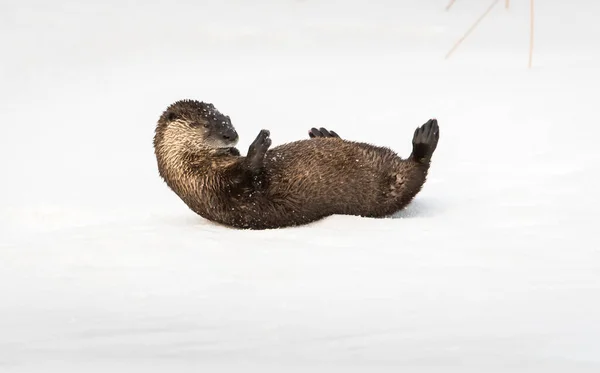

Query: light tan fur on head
161;118;217;154
154;99;239;156
153;100;241;191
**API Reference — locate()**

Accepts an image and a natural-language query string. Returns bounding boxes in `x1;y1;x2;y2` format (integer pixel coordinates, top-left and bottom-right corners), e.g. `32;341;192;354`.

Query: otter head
156;99;239;153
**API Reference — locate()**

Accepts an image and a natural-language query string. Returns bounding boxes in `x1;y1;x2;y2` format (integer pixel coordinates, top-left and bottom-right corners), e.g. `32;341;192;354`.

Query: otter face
160;99;239;150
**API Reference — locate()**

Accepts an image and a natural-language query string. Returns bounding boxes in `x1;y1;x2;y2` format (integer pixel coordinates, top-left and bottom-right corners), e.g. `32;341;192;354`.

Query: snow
1;0;600;371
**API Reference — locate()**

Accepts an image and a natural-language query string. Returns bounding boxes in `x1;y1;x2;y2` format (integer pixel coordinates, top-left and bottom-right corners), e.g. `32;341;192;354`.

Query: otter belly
263;139;403;217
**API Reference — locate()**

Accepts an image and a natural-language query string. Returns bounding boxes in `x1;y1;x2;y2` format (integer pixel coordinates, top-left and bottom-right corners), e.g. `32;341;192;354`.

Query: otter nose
222;130;238;142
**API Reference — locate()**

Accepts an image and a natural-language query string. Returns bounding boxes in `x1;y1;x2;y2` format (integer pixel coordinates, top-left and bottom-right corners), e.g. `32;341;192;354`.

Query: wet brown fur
153;99;439;230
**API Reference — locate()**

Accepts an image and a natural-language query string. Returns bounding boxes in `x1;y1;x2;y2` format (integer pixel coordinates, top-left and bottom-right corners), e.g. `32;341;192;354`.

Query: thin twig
529;0;534;68
445;0;501;59
446;0;457;11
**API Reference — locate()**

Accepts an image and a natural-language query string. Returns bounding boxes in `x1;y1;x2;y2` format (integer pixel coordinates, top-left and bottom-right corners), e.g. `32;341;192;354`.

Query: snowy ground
2;0;600;371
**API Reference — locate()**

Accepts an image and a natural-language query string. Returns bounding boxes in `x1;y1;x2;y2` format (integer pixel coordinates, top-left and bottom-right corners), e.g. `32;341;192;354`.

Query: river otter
153;99;439;229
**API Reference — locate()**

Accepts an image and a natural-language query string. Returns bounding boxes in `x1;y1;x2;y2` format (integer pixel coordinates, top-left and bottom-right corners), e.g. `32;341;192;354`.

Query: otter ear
166;111;179;121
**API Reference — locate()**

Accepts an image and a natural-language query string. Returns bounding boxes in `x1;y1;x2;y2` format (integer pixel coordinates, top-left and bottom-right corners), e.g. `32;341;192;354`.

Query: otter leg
245;129;272;189
383;119;440;214
408;119;439;164
308;127;340;139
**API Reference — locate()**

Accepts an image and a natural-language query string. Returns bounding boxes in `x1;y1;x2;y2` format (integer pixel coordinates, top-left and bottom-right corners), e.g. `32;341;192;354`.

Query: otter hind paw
410;119;439;163
308;127;340;139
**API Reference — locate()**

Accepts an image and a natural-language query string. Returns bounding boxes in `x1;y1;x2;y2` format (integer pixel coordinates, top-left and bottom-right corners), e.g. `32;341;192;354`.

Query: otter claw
308;127;340;139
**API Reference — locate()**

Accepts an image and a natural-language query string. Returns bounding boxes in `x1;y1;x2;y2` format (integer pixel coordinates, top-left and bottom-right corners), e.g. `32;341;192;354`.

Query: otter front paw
410;119;439;164
308;127;340;139
247;129;272;170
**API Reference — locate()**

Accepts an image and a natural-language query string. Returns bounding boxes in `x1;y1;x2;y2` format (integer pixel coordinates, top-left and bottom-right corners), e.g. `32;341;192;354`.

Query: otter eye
192;121;210;128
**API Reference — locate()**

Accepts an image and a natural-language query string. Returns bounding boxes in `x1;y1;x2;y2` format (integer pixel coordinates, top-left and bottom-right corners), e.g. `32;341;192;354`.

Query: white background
1;0;599;371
